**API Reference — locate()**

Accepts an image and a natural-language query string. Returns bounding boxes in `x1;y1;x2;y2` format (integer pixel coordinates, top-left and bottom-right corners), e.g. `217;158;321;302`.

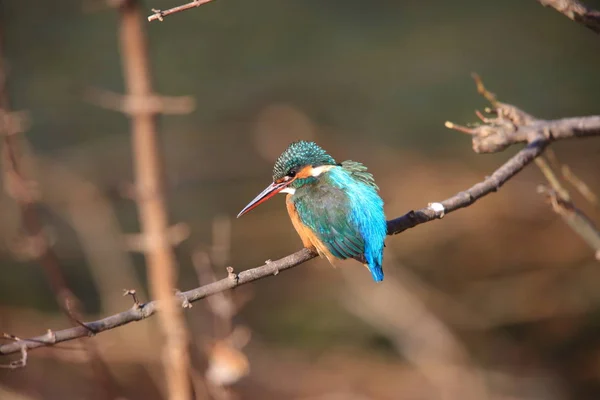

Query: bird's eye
287;169;297;178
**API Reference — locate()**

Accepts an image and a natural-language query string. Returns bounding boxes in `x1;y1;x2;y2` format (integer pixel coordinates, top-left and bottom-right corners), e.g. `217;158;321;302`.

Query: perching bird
237;141;387;282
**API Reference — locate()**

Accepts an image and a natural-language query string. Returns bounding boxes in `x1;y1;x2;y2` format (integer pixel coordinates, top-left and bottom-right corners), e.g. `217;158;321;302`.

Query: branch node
226;266;239;283
175;290;192;309
428;202;446;218
123;289;141;309
150;8;164;21
45;329;56;344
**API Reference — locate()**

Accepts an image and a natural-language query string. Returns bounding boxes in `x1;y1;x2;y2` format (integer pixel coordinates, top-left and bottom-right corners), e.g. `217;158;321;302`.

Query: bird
237;141;387;282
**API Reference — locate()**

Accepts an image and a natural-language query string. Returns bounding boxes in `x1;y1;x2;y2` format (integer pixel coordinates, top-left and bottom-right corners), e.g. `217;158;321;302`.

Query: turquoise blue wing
293;185;366;261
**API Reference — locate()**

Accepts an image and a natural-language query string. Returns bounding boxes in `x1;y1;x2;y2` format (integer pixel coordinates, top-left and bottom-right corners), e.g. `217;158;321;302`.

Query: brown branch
538;0;600;34
0;250;312;356
2;78;600;357
118;1;191;398
535;157;600;259
147;0;215;22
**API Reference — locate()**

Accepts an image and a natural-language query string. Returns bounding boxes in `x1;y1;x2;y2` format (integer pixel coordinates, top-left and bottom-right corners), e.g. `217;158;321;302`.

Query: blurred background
1;0;600;399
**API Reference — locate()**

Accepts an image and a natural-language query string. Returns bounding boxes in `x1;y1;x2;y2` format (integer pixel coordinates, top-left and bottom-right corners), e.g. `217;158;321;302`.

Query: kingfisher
237;141;387;282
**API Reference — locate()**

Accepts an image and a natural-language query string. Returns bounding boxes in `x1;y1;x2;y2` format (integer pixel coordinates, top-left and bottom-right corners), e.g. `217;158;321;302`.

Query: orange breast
286;194;336;265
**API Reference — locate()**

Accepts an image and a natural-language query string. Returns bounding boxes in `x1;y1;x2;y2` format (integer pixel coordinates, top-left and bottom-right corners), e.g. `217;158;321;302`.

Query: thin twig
535;157;571;201
148;0;215;22
535;157;600;259
0;346;27;369
537;0;600;34
546;149;599;206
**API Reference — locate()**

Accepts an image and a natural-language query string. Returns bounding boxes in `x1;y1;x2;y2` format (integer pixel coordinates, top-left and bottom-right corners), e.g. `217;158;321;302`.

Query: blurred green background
1;0;600;399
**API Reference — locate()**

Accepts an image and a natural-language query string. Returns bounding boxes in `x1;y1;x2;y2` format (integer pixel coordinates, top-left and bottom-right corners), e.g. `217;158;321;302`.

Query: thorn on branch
123;289;141;309
45;329;56;344
150;8;164;21
174;290;192;309
444;121;476;135
226;266;239;283
264;259;280;275
475;109;492;123
2;333;21;341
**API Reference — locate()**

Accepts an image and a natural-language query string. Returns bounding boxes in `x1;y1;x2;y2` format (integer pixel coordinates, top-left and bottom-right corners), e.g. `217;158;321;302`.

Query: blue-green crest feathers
273;141;336;181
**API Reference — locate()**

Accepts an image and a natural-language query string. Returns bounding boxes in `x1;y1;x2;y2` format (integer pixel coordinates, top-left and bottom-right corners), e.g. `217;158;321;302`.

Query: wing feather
293;184;365;261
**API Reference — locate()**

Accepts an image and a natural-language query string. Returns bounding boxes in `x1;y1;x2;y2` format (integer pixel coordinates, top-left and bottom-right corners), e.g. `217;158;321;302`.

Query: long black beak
237;181;291;218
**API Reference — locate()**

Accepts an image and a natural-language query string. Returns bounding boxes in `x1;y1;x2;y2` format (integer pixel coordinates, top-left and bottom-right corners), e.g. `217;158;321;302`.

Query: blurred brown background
1;0;600;399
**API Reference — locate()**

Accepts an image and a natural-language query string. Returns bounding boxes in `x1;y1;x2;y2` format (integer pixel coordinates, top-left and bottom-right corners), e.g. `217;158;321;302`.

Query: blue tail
368;263;384;282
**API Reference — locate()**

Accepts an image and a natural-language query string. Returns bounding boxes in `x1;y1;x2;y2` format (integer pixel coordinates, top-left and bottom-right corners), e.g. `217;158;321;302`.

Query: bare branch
147;0;215;22
386;139;547;235
0;248;314;356
535;157;600;258
2;78;599;358
538;0;600;34
546;150;599;206
446;78;600;154
118;0;192;398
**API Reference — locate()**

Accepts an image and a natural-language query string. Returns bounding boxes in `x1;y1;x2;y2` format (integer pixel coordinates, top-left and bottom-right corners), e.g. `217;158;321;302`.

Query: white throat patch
280;187;296;194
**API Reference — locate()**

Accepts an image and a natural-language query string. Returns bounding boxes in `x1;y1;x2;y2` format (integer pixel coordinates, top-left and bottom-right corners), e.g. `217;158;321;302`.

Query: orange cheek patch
296;165;314;179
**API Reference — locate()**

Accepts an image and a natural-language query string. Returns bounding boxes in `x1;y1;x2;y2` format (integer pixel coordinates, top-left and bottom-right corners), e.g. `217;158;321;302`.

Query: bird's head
237;141;336;217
